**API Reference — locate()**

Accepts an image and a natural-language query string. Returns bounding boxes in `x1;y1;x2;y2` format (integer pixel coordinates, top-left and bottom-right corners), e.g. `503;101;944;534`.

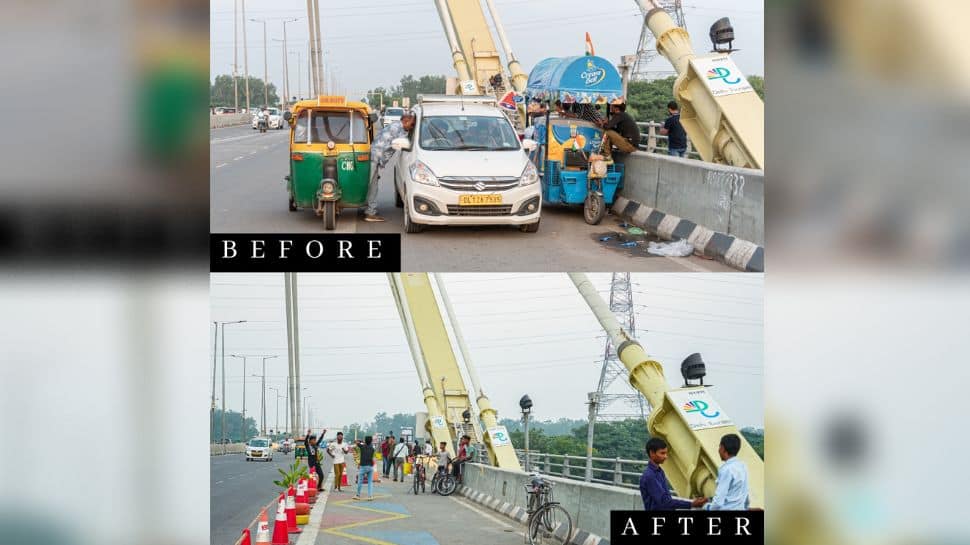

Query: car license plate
458;194;502;206
253;452;261;456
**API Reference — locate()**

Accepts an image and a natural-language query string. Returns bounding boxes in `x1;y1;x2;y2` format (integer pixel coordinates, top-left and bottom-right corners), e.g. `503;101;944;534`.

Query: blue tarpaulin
525;55;623;104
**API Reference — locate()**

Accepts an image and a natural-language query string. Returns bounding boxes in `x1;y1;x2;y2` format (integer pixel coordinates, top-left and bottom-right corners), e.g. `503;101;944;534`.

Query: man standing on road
392;436;409;482
304;428;327;488
381;433;396;478
704;434;750;510
365;111;416;222
326;431;350;493
597;100;639;160
660;101;688;157
432;441;452;494
424;439;434;456
354;436;376;501
640;437;708;511
452;435;476;484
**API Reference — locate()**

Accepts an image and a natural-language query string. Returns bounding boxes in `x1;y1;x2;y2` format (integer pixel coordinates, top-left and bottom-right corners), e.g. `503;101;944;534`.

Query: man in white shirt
392;438;410;482
327;431;351;492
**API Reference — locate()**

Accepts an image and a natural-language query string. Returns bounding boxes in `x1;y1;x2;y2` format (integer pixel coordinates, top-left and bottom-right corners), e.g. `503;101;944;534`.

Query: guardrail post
647;124;657;153
544;454;551;473
563;455;571;478
613;458;622;486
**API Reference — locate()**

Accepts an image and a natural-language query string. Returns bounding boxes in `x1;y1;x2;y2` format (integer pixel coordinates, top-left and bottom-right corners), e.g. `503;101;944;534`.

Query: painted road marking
449;495;525;539
296;472;334;545
216;163;228;168
234;156;245;161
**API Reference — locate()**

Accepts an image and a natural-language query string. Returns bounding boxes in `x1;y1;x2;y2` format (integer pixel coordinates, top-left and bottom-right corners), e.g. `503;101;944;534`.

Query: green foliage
626;75;766;123
740;428;764;460
272;460;309;490
210;74;280;108
211;409;258;443
362;74;447;109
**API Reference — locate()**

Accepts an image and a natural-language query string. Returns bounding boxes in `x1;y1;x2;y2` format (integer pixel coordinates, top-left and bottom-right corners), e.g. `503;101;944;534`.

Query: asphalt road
210;125;732;272
210;451;330;545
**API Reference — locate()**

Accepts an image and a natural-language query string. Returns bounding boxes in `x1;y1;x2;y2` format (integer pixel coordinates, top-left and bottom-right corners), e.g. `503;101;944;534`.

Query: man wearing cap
365;111;415;222
596;100;640;160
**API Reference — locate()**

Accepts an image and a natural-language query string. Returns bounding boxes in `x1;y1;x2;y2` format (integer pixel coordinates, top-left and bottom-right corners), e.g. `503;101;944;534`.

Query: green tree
626;75;766;122
210;74;280;108
747;75;765;101
362;74;447;109
211;409;258;443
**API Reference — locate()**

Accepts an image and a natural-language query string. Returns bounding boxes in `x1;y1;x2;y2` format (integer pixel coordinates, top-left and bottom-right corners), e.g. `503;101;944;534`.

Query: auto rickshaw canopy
525;55;623;105
289;95;372;117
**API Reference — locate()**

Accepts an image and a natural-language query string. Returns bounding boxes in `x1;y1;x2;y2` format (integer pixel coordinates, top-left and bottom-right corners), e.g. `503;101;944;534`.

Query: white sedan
245;438;273;461
252;108;284;130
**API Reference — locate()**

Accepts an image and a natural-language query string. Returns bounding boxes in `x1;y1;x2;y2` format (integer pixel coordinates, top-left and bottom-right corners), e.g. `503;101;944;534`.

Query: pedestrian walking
354;436;377;501
392;437;409;481
326;431;350;492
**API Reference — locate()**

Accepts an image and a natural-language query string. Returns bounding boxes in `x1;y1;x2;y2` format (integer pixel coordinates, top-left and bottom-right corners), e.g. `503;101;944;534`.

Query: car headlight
520;161;539;186
409;160;439;186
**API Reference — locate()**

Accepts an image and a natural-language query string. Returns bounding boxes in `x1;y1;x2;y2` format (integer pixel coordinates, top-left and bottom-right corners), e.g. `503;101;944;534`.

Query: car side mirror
391;137;411;151
283;111;292;121
521;138;538;151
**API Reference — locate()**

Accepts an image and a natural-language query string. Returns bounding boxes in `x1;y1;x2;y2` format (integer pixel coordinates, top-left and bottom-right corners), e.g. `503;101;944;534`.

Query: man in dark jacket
640;438;707;511
661;101;688;157
598;101;639;160
304;428;327;485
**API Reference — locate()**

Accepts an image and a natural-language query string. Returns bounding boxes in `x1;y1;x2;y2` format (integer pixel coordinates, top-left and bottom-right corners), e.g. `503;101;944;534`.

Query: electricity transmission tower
631;0;687;81
584;273;649;480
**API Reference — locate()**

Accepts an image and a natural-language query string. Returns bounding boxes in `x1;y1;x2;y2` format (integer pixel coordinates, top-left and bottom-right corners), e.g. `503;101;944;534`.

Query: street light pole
241;0;250;112
269;387;281;436
291;51;302;100
250;18;268;107
281;18;300;104
260;355;277;434
218;320;247;446
230;355;249;442
233;0;239;112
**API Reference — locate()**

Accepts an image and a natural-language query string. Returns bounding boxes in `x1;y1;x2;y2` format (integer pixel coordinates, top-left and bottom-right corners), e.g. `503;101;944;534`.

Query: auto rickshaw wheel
322;201;336;230
584;193;606;225
288;196;297;212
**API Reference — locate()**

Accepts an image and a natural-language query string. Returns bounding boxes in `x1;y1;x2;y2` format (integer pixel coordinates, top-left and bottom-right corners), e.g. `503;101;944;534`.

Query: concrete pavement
209;126;732;272
304;458;527;545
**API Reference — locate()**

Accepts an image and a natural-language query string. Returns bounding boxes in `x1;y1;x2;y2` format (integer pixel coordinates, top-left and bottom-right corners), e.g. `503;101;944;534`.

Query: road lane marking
216;163;228;168
449;495;525;538
296;471;334;545
234;156;245;161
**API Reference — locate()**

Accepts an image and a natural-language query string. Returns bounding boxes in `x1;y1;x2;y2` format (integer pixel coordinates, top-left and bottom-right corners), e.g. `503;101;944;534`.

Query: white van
390;95;541;233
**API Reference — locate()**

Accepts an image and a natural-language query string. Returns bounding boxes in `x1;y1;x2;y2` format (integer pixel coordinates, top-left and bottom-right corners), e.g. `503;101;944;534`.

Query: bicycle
524;472;572;545
430;464;458;496
411;455;429;494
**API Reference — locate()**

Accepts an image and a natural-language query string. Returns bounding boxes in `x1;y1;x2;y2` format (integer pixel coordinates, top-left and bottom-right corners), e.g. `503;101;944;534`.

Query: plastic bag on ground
647;239;694;257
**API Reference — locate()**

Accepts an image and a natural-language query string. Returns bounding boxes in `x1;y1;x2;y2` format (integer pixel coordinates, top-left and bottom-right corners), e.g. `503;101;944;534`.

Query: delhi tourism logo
683;399;721;418
581;60;606;86
706;66;742;85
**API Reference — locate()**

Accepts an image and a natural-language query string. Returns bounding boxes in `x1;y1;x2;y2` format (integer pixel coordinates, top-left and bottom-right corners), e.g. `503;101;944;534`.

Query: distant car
252;107;284;130
383;107;405;127
245;437;273;461
214;107;237;115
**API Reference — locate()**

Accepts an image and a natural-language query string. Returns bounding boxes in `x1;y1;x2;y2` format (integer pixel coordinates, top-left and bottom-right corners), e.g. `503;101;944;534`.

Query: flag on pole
585;32;595;56
498;91;517;111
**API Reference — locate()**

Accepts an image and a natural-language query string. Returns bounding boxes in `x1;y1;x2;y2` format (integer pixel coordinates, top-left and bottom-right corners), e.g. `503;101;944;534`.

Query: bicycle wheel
436;473;458;496
413;472;420;494
528;504;572;545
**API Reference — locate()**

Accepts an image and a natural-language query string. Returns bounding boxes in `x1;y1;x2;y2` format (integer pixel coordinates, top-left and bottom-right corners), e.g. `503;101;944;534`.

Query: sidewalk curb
457;485;609;545
610;196;764;272
296;471;334;545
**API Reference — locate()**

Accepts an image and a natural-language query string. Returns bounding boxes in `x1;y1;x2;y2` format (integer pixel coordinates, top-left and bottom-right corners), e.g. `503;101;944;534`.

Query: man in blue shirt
704;434;750;510
640;437;707;511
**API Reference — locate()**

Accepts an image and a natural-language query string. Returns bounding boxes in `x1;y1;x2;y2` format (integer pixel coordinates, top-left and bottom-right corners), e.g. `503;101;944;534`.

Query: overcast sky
210;273;763;432
210;0;764;98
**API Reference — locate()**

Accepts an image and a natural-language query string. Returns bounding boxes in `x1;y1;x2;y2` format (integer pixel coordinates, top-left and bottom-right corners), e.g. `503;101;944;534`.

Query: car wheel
520;220;540;233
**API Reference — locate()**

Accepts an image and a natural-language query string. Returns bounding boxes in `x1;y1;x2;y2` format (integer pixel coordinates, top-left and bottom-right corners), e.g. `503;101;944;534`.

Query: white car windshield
249;439;269;448
385;108;404;117
420;115;519;151
268;108;280;116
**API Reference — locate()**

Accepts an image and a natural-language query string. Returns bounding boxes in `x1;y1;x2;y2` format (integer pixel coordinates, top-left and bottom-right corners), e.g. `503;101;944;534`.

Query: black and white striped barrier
611;196;764;272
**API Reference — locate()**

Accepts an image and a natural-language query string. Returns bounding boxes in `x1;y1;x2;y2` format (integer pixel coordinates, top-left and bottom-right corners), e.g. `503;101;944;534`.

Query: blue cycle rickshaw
524;56;626;224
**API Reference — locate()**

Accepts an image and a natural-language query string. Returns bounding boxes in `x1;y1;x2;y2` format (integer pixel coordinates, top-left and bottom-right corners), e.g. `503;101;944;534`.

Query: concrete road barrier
211;442;246;456
211;113;251;129
616;152;764;246
461;463;658;544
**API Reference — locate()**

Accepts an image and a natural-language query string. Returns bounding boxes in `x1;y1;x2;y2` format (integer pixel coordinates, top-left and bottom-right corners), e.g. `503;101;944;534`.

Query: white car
391;96;541;233
382;107;405;127
252;108;284;130
245;437;273;461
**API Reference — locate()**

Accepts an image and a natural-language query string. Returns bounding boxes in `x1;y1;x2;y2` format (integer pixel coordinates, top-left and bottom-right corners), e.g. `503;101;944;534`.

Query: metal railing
636;121;701;160
513;449;648;489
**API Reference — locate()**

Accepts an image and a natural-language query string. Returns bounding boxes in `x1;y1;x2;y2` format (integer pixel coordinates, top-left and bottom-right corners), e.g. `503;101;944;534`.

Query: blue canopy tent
525;55;623;104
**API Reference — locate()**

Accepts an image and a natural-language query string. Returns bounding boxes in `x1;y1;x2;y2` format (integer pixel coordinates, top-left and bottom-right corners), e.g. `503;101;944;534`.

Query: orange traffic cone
372;467;381;483
240;528;252;545
271;496;289;545
340;472;349;488
253;507;271;545
307;470;318;491
285;486;302;534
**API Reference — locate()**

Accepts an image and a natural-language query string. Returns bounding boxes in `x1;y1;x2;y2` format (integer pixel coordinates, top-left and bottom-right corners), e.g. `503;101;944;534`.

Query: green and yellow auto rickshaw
282;96;378;230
